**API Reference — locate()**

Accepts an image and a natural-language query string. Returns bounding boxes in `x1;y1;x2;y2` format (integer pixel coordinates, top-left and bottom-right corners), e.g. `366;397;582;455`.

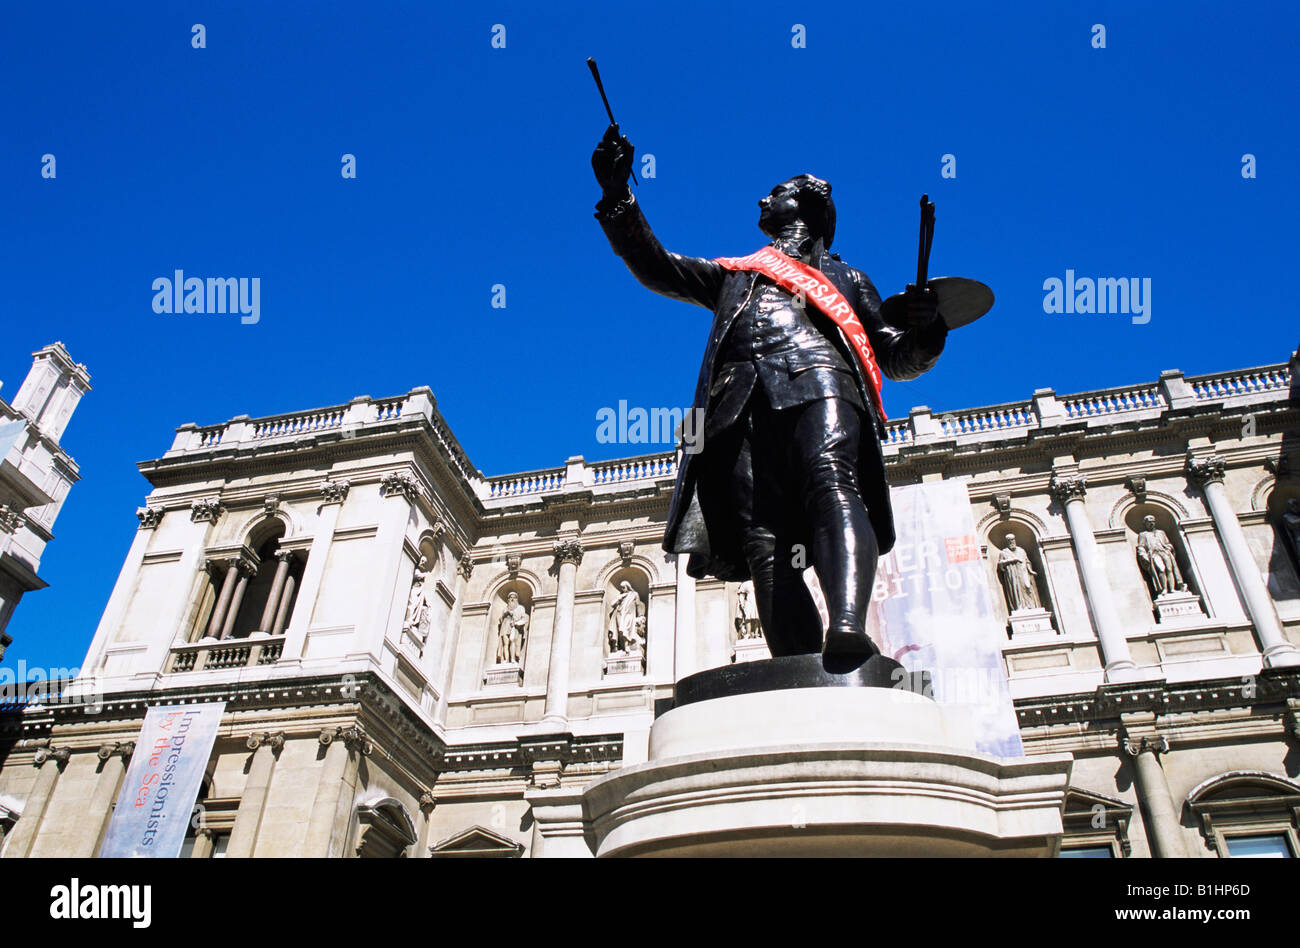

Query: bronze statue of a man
592;125;948;665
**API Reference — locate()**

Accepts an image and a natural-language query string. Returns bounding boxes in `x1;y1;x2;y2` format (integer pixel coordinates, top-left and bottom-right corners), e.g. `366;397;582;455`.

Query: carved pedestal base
1154;590;1202;623
483;662;523;687
603;653;645;677
1008;608;1055;638
731;637;769;664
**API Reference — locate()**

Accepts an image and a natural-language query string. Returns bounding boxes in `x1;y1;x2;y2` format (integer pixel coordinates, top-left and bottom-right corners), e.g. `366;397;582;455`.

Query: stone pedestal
1008;607;1055;638
483;662;523;687
1153;590;1202;623
731;636;768;663
582;656;1072;857
603;653;645;677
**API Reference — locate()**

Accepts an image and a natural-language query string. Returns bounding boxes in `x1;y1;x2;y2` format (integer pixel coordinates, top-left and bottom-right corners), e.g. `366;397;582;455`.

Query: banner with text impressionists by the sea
865;481;1022;757
98;702;226;857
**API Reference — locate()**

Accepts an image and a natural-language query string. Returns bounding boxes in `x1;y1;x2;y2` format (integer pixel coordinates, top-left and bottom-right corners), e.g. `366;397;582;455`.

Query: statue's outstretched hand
903;283;941;327
592;123;635;195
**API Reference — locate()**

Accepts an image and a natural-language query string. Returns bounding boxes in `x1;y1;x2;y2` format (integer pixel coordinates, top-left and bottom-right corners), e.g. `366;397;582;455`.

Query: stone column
207;556;241;638
1050;474;1139;681
79;742;135;857
219;561;255;639
2;745;69;858
283;479;349;662
542;539;584;729
523;786;593;857
302;726;369;857
258;551;295;633
271;575;296;635
1123;734;1187;857
1187;455;1300;668
225;732;284;858
434;554;473;728
673;553;697;682
360;473;419;661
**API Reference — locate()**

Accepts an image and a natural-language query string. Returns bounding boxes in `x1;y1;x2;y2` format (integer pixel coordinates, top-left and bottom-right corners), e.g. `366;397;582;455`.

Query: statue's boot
811;485;880;671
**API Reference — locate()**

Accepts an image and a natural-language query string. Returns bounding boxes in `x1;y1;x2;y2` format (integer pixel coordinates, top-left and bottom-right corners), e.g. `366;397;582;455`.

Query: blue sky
2;1;1297;672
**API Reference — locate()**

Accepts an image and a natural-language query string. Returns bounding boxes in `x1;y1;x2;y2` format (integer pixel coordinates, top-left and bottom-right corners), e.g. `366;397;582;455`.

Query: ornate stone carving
96;741;135;761
1185;455;1226;487
735;583;763;641
996;534;1042;612
136;506;164;529
618;539;636;564
495;592;529;665
1122;734;1170;756
322;724;372;755
456;552;475;581
320;478;351;504
263;494;281;514
380;472;419;502
1123;475;1147;501
505;553;522;575
991;493;1012;517
402;557;433;646
246;731;285;752
0;504;27;535
32;746;70;766
419;790;437;812
606;581;647;660
1264;455;1291;478
190;497;224;524
552;538;585;567
1135;515;1187;599
1049;474;1087;503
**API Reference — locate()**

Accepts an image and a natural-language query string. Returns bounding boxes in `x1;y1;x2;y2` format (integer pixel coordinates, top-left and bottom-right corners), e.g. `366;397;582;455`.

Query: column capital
247;730;286;752
320;477;351;504
190;497;224;524
1122;734;1169;757
136;506;164;530
0;504;27;535
96;741;135;761
552;538;585;568
1049;473;1088;503
380;471;420;503
32;746;70;767
1186;454;1227;487
273;549;296;565
321;724;373;756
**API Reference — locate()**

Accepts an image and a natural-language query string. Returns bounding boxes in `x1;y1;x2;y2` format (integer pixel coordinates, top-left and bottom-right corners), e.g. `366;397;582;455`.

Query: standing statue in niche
1135;515;1187;598
1280;498;1300;574
495;591;529;664
996;535;1042;612
735;583;763;640
402;557;432;635
607;581;647;657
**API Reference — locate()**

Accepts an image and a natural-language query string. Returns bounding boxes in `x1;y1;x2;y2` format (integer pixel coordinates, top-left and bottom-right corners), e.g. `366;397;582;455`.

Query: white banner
99;702;226;857
866;481;1023;757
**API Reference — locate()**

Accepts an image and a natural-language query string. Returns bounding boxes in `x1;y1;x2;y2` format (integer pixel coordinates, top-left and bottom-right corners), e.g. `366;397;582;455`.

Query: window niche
1123;504;1204;623
483;579;533;687
400;534;443;656
1187;772;1300;858
603;565;649;677
1265;487;1300;602
189;519;305;643
987;522;1055;638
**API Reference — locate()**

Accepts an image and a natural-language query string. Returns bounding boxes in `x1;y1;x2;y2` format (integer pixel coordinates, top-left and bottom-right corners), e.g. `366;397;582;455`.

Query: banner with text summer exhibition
99;702;226;857
865;481;1022;757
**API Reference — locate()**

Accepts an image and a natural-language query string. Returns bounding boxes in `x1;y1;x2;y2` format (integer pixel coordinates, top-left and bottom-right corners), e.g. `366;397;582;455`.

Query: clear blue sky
2;1;1297;673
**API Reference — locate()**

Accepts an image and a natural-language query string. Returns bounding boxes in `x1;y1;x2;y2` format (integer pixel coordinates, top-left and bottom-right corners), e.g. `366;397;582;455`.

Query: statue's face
758;179;804;237
620;581;631;592
1005;535;1016;549
506;592;518;604
1143;516;1156;530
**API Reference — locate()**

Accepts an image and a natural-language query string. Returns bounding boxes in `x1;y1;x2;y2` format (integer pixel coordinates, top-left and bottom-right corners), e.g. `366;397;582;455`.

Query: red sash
714;246;886;418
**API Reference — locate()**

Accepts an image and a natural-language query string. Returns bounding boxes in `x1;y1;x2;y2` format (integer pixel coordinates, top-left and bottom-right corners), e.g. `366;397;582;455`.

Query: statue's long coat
597;197;947;582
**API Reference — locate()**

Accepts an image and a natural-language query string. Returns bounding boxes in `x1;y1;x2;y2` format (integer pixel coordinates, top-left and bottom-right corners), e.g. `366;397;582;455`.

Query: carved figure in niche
735;583;763;639
402;557;432;634
607;581;646;656
1135;515;1186;597
996;534;1042;612
495;591;529;664
1280;498;1300;573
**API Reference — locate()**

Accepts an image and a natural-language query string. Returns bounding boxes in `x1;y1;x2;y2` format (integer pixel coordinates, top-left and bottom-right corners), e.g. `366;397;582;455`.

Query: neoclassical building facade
1;343;1298;858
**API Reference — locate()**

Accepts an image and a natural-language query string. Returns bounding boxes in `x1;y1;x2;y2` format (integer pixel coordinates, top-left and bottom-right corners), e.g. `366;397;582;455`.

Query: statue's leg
790;397;880;665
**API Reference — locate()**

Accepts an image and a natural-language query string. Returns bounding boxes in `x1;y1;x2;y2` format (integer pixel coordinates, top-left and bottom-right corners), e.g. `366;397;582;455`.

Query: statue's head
1142;515;1157;530
1004;533;1017;549
759;174;836;247
619;581;632;592
506;591;519;604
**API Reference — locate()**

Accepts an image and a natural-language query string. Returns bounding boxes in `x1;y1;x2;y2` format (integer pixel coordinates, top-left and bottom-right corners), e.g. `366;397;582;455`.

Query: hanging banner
865;481;1022;757
99;702;226;857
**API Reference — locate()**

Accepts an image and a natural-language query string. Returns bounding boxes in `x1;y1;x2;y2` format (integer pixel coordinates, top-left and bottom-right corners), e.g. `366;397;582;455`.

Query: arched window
190;520;306;643
1187;772;1300;857
353;800;417;858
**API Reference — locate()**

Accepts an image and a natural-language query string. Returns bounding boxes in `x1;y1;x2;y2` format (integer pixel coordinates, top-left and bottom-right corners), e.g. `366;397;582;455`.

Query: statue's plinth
582;655;1072;857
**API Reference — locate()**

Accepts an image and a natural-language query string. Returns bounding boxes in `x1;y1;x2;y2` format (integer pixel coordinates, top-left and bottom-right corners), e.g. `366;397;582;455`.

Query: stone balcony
165;635;286;674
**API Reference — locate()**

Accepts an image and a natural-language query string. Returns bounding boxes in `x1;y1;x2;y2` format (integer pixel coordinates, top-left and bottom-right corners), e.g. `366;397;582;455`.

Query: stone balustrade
166;636;286;673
